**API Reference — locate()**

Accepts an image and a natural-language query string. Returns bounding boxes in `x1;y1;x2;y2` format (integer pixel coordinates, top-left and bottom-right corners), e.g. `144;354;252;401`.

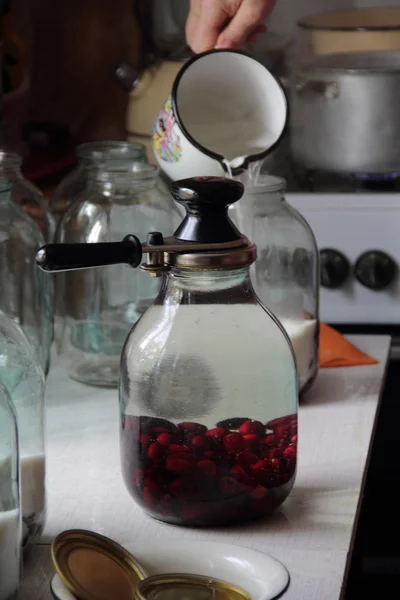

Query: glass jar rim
88;161;159;180
77;141;146;162
0;151;22;167
245;174;286;193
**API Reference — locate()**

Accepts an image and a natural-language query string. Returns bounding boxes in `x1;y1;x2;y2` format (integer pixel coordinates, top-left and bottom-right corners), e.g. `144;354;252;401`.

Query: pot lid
298;7;400;31
301;50;400;73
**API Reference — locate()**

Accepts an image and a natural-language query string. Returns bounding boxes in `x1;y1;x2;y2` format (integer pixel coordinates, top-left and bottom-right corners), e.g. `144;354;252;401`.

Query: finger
185;0;202;50
217;0;274;49
188;0;235;53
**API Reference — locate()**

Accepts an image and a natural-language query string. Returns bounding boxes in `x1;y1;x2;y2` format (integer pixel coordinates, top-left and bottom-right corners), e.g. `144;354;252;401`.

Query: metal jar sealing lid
51;529;147;600
136;573;252;600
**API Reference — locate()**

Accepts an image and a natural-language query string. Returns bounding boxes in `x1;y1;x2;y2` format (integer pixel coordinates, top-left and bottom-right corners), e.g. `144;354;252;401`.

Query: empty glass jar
232;175;319;394
0;182;53;374
0;310;46;550
0;378;21;600
56;162;179;387
0;151;55;243
50;141;147;227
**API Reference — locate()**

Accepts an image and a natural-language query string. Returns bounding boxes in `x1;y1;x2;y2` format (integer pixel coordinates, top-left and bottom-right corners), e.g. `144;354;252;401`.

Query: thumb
217;0;273;48
187;0;232;53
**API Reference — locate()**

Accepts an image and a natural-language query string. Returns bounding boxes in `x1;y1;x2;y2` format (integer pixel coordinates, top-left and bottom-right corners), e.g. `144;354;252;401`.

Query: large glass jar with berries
118;178;298;526
36;177;298;527
232;174;319;395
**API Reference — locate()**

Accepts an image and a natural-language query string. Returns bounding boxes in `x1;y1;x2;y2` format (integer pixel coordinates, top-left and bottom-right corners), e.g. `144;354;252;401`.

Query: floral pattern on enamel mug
152;96;182;163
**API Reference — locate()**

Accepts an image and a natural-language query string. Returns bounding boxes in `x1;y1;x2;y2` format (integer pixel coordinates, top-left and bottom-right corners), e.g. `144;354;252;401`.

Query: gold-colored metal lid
51;529;146;600
136;574;252;600
165;242;257;270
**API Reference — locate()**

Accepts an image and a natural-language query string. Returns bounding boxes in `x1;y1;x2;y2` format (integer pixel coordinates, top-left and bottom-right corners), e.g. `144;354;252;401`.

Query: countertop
19;335;391;600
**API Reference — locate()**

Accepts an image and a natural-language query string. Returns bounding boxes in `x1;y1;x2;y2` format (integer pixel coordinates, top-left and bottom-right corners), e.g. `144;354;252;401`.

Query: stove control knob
355;250;397;291
320;248;350;289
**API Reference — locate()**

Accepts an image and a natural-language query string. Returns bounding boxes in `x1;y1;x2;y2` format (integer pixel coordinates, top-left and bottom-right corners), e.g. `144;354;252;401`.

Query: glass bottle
0;311;46;550
55;162;180;388
232;175;319;395
0;182;53;375
50;141;147;227
36;177;298;527
0;151;55;243
0;378;21;600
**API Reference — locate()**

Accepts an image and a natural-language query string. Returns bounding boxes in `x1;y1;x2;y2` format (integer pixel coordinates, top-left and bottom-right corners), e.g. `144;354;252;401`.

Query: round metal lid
301;50;400;73
51;529;147;600
136;573;252;600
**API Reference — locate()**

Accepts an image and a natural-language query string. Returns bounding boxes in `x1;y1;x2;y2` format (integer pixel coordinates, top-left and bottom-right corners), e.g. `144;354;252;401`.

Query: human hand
186;0;275;53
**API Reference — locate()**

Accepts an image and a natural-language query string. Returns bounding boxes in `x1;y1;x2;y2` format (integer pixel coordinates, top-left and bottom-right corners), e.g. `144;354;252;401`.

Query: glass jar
0;378;21;600
50;141;147;227
120;266;298;526
232;175;319;395
0;310;46;550
0;182;53;375
36;176;298;527
56;162;179;388
0;151;55;243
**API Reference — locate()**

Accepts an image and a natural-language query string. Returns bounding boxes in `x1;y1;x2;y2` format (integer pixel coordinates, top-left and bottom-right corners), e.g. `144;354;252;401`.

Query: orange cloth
319;322;378;368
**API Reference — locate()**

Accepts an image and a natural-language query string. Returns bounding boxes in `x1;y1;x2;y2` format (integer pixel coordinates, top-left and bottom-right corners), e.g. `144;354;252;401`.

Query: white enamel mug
152;49;288;180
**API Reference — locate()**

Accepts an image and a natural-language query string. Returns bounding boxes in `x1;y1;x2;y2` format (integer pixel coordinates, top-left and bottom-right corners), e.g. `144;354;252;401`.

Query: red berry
239;420;264;436
197;460;217;477
284;445;296;460
144;478;161;496
242;434;260;450
168;478;186;498
263;434;277;447
206;427;228;439
143;487;158;509
147;442;165;461
269;448;282;459
249;485;268;501
223;433;245;453
167;443;183;454
157;433;175;446
178;422;207;435
191;435;209;451
230;465;258;488
266;415;295;429
152;427;169;434
220;476;242;495
165;456;193;474
291;435;298;444
251;459;270;474
236;451;258;468
203;450;216;460
269;458;281;470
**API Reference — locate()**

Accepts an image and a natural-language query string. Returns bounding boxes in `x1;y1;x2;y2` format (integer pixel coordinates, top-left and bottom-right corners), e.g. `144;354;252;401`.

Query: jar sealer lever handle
36;234;143;272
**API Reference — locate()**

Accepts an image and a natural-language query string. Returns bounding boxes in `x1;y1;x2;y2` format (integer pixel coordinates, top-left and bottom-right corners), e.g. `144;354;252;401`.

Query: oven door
336;325;400;597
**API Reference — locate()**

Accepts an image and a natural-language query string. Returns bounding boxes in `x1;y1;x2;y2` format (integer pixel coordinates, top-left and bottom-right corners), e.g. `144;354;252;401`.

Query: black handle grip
36;235;143;272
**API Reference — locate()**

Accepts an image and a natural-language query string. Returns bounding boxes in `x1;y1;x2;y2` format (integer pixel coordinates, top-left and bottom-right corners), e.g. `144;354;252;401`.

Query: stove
287;192;400;328
286;187;400;595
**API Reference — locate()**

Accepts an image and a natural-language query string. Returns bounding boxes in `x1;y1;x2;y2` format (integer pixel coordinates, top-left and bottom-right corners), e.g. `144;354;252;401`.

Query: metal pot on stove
289;51;400;175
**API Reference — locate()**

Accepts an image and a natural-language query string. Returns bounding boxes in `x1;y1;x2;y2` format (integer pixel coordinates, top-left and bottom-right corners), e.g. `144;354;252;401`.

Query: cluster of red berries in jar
121;414;297;526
